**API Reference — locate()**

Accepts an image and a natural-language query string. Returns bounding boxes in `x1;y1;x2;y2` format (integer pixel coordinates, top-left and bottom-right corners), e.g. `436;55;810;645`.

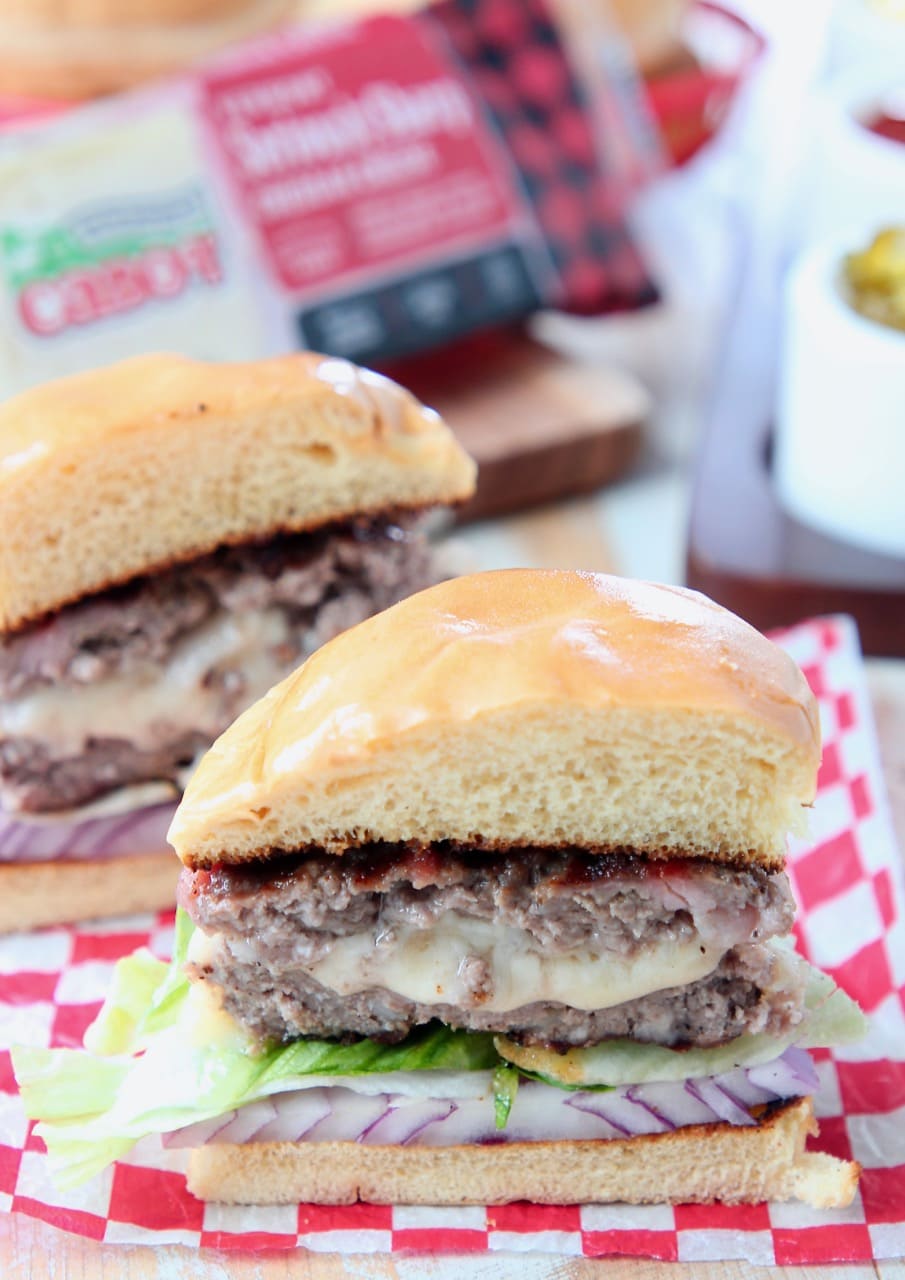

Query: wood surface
389;333;650;523
1;1229;904;1280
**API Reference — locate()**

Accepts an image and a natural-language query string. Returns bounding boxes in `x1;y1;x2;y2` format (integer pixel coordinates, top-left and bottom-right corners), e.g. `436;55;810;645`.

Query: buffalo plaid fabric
424;0;659;314
0;615;902;1260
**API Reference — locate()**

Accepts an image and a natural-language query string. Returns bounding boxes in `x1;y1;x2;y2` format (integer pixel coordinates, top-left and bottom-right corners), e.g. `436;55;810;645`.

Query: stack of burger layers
14;570;866;1209
0;351;476;931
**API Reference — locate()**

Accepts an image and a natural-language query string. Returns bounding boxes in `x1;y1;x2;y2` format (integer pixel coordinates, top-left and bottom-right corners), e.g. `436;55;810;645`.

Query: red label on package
200;16;528;293
0;0;656;376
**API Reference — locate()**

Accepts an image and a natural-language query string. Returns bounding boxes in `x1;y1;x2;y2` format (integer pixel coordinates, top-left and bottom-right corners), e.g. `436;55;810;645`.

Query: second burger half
15;570;866;1206
0;352;475;930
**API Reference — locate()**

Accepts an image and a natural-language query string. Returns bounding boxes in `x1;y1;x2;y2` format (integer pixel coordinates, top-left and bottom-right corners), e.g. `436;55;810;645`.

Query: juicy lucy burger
0;352;475;931
15;571;865;1206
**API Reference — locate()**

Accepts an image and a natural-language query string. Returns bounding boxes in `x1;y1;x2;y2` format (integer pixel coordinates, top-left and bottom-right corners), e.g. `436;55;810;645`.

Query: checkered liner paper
1;614;903;1262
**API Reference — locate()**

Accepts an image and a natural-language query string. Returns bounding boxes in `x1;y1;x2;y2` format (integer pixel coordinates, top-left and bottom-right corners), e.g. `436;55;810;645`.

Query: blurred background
0;0;902;651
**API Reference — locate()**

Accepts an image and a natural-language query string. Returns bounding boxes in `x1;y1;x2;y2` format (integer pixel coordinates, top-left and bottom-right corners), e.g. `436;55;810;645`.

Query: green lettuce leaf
252;1021;497;1093
12;914;867;1188
84;908;193;1056
12;912;499;1188
494;956;868;1087
10;1046;131;1122
492;1063;520;1129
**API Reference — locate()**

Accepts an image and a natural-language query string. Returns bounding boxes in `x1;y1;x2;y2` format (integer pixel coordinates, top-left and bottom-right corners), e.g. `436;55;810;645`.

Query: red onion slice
162;1112;238;1149
0;802;176;864
569;1089;665;1136
163;1047;819;1150
366;1099;458;1146
295;1093;392;1144
683;1077;757;1127
252;1090;335;1143
747;1046;817;1092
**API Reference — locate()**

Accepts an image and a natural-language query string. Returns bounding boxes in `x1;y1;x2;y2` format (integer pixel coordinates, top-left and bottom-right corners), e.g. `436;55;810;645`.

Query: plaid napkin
0;614;902;1261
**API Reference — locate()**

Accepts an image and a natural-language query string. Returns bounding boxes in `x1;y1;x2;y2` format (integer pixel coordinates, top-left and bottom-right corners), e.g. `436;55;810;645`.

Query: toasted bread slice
187;1098;859;1208
0;352;475;633
0;852;178;933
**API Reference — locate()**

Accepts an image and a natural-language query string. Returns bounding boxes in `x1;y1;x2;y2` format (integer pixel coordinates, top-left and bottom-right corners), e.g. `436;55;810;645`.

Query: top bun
0;0;295;99
0;352;475;632
169;570;820;871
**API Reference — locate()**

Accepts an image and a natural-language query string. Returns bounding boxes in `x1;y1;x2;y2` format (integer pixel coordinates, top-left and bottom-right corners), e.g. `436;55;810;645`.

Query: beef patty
0;516;438;812
179;845;804;1050
0;514;429;698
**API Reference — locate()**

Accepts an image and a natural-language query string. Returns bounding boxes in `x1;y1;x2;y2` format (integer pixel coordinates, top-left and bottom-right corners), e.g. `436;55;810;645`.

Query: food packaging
0;0;657;398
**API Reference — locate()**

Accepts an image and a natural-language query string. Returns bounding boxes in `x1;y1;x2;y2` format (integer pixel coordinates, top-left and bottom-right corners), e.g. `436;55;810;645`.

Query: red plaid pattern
425;0;658;314
0;615;902;1261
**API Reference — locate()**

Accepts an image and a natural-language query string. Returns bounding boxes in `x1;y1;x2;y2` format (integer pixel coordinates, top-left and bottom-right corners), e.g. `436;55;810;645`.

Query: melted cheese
180;961;253;1054
0;609;292;756
307;913;718;1014
9;780;181;824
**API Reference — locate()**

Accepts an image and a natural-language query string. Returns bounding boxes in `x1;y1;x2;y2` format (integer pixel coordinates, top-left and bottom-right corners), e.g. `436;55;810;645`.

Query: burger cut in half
14;571;866;1206
0;352;475;931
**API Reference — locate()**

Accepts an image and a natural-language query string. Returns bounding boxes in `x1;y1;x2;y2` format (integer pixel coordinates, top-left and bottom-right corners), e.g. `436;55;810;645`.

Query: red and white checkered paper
1;614;903;1261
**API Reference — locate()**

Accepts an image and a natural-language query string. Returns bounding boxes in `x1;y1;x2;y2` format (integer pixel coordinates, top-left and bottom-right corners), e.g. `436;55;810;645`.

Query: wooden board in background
386;332;651;523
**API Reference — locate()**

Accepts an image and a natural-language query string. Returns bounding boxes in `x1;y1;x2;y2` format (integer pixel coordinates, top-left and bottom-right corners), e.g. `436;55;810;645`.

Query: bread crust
0;0;295;99
0;352;475;632
169;570;820;871
0;852;178;933
0;0;257;24
5;503;440;638
183;838;786;874
186;1097;860;1209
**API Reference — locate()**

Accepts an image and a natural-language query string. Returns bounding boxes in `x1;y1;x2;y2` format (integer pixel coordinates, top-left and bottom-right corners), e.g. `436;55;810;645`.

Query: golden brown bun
186;1098;858;1208
0;0;295;99
0;352;475;633
0;852;177;933
170;570;820;871
0;0;255;23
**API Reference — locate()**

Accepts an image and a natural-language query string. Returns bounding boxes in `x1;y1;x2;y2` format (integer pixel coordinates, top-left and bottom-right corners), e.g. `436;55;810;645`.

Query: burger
0;0;296;100
14;570;865;1206
0;351;475;931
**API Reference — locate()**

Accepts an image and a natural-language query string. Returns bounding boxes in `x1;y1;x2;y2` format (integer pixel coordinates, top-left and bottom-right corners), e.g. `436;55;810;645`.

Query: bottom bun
187;1098;859;1209
0;852;178;933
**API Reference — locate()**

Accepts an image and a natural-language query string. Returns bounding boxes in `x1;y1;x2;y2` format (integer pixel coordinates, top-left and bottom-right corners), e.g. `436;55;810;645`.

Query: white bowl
803;62;905;242
774;238;905;559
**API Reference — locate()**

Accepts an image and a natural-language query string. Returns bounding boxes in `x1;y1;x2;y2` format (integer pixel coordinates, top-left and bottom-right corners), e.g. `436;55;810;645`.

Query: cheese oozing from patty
0;609;292;756
201;912;721;1014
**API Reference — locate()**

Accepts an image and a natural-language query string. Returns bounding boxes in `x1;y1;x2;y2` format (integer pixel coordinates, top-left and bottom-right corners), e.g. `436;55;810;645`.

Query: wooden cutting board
385;331;651;523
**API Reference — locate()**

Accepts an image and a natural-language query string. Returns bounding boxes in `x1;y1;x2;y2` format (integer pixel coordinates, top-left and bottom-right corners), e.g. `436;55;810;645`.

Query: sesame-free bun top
0;0;296;100
169;570;820;871
0;352;475;632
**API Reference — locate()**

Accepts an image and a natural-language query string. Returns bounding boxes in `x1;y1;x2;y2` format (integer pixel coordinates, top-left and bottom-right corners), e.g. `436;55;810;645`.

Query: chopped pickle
843;226;905;333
